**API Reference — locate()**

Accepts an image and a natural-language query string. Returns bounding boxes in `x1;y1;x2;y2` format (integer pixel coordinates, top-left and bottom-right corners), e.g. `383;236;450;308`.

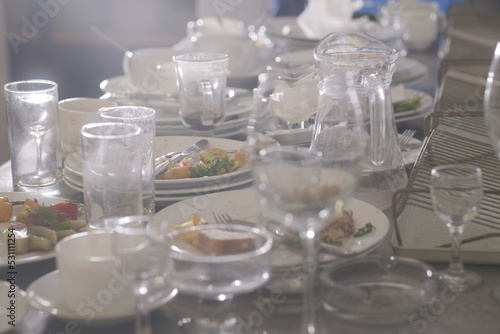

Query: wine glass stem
447;224;465;276
300;226;319;334
133;281;152;334
34;134;44;175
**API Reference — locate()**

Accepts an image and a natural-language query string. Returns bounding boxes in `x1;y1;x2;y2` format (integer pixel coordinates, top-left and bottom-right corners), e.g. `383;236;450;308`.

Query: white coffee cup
122;47;184;96
58;97;117;160
55;231;135;320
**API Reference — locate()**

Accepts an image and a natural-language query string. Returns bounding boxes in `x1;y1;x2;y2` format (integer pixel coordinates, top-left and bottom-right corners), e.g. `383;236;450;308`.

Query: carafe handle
363;73;386;167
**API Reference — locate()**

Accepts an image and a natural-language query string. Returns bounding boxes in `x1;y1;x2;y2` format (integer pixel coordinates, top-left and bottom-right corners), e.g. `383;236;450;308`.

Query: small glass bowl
320;255;439;324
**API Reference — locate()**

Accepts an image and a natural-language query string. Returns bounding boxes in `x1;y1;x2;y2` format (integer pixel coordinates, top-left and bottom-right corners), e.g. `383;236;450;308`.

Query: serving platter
0;192;81;267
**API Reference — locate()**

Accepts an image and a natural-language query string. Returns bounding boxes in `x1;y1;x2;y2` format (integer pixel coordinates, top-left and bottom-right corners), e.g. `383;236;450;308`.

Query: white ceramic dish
0;192;78;267
26;270;177;326
154;187;390;262
0;282;27;333
64;136;251;191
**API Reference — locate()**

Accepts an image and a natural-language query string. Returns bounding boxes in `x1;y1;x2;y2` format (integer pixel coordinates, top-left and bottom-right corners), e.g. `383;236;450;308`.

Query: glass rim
4;79;58;93
173;52;229;63
99;105;156;120
431;163;482;175
80;122;141;139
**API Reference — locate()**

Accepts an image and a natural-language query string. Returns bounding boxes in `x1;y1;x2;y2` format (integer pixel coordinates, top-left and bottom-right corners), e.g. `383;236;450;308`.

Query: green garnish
393;94;423;114
189;156;235;178
25;207;74;230
353;223;375;237
321;237;343;246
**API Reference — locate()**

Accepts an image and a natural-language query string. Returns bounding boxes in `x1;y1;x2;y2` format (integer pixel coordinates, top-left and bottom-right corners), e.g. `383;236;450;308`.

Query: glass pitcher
312;32;408;211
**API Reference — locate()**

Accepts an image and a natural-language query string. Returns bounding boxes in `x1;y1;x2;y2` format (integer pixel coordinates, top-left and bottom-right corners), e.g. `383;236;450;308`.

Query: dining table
3;3;500;333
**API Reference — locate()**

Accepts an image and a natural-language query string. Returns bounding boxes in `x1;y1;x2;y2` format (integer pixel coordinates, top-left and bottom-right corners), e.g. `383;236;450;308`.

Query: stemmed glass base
438;270;483;293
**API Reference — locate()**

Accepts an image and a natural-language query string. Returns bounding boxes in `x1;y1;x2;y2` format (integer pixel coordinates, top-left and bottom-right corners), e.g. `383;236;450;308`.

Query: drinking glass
430;164;483;292
483;41;500;301
173;52;229;135
99;106;156;215
112;215;172;334
81;122;143;228
4;80;62;192
166;223;273;334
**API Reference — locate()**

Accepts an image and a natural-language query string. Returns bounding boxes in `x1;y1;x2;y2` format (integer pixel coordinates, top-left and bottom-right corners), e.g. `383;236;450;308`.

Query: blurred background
1;0;499;164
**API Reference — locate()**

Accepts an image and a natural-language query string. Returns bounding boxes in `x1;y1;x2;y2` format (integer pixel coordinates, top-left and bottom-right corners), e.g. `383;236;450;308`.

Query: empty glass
4;80;62;193
99;106;156;215
173;52;229;134
430;164;483;292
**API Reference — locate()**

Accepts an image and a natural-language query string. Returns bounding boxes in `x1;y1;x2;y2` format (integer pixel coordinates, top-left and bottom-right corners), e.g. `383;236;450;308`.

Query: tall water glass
81;122;143;228
99;106;156;215
173;52;229;134
4;80;62;193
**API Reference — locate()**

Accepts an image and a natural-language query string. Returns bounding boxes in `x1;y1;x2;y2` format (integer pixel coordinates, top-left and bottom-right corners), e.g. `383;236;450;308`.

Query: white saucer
0;282;27;333
26;270;177;326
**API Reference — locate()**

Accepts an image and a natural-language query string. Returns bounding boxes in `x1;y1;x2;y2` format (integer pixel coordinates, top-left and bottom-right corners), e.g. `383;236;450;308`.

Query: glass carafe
312;32;407;211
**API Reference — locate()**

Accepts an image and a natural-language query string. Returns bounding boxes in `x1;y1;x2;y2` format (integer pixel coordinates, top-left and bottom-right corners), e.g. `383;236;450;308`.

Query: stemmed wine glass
4;80;59;187
430;164;484;293
166;223;273;334
112;215;173;334
251;76;366;333
483;40;500;301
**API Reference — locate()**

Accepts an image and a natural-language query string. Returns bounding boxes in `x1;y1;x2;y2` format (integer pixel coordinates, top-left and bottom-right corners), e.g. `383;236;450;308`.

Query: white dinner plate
26;270;177;326
64;136;251;190
0;192;80;267
0;282;27;333
154;188;390;265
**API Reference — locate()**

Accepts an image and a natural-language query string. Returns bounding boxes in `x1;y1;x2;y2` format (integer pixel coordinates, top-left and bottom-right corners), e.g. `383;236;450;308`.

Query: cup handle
363;73;386;167
200;80;214;126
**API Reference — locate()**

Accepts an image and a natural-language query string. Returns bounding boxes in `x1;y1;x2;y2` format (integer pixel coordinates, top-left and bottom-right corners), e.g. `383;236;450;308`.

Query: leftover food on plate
320;209;375;246
393;93;423;114
156;147;248;180
1;197;85;255
169;213;256;255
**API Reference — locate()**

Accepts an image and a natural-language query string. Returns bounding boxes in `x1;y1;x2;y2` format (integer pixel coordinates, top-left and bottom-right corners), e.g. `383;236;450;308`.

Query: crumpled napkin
297;0;368;39
269;72;320;123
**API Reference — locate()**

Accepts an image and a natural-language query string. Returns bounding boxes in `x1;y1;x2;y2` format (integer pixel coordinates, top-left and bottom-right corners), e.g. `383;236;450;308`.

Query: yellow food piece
0;227;30;255
0;197;13;222
56;229;77;240
170;213;208;247
159;166;192;180
28;234;53;251
200;148;227;163
16;198;41;221
229;149;249;171
28;225;58;245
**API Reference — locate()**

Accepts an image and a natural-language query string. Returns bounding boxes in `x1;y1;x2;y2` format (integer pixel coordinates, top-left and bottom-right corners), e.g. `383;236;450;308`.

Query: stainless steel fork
399;129;416;148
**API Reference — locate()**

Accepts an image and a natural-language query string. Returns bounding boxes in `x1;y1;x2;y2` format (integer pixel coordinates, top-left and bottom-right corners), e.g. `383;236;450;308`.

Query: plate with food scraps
64;136;251;190
154;188;390;267
392;86;433;119
0;192;85;267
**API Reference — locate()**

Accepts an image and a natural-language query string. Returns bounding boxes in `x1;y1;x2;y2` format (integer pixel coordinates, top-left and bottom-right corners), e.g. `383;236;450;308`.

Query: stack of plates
99;76;254;138
62;136;253;206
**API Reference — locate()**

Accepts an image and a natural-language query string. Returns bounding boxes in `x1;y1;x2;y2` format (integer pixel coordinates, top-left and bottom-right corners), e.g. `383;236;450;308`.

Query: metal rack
391;5;500;264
